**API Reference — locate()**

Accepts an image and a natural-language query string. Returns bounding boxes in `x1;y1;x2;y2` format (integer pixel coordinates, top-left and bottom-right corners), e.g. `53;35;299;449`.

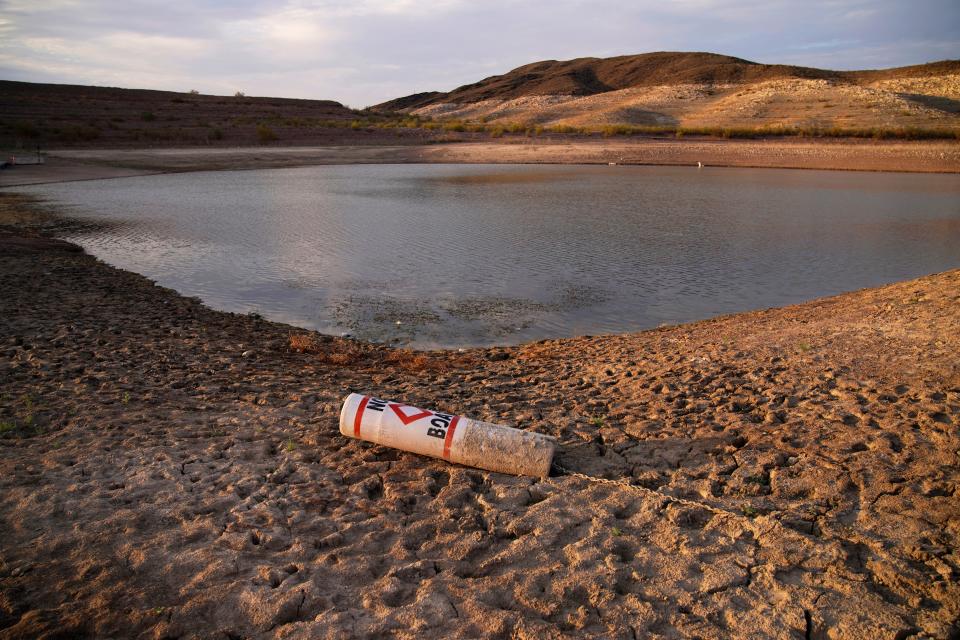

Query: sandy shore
1;193;958;639
1;138;958;187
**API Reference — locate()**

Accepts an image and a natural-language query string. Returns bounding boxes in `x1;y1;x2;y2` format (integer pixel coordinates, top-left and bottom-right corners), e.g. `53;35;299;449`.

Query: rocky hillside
373;52;960;132
0;81;432;148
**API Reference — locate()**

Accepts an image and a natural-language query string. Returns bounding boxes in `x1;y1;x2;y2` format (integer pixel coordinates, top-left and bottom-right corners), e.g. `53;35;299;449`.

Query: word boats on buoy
339;393;556;478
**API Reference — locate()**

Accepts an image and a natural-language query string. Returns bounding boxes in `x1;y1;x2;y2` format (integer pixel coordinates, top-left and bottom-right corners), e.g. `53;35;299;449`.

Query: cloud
0;0;957;107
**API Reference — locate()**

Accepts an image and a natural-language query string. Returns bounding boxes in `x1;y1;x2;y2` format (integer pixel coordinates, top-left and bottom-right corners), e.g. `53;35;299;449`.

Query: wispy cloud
0;0;956;106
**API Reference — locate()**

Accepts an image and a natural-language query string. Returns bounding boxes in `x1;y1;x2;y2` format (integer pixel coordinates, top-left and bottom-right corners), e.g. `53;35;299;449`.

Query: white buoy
339;393;556;477
697;161;703;168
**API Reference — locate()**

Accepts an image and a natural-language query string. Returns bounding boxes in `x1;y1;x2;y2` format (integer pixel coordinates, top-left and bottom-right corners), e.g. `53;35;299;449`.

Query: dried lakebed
0;194;958;638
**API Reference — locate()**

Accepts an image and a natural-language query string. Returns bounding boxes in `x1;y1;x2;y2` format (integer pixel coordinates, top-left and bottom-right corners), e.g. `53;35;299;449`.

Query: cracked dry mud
0;196;958;639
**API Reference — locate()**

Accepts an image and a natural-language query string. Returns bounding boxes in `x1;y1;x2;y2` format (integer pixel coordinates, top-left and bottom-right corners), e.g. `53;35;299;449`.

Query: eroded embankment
0;193;958;639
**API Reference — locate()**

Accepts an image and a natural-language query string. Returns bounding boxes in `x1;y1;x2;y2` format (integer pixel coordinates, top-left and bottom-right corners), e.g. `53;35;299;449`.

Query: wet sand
0;157;158;187
1;137;958;188
1;194;958;639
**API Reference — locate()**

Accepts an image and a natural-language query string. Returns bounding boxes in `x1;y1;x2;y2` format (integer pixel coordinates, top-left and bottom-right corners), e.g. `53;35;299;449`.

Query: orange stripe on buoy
354;396;370;437
443;415;460;460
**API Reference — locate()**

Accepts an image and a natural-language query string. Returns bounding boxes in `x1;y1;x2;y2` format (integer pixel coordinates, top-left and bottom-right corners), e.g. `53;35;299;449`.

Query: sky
0;0;957;108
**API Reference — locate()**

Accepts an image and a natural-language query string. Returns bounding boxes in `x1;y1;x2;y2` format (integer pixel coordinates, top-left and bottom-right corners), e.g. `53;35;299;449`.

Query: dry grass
324;349;365;366
288;333;365;366
288;333;474;372
288;333;321;353
381;349;449;373
407;76;960;136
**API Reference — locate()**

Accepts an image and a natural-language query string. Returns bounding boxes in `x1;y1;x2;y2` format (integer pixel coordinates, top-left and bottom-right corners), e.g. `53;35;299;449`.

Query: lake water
14;164;960;348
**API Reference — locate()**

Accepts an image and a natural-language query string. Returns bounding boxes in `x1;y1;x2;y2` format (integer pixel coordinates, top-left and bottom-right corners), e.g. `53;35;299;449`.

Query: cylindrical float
339;393;555;478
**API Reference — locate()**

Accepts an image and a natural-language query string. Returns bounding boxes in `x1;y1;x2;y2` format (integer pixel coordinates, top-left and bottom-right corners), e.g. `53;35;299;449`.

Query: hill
372;52;960;133
0;81;433;148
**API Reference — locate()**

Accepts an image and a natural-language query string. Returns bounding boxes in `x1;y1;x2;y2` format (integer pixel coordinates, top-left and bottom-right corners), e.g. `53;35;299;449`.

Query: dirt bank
0;194;958;638
1;137;957;187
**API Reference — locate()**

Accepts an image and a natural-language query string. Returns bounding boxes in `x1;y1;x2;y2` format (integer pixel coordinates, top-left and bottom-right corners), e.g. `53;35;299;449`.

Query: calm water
14;164;960;348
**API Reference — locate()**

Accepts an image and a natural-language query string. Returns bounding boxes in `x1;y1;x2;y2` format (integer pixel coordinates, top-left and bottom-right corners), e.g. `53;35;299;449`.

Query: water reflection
13;164;960;348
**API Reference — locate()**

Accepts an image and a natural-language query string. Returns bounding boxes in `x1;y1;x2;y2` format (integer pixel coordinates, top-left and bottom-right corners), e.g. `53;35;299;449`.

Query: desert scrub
13;120;41;139
602;124;628;137
256;124;278;143
675;124;959;140
549;124;587;135
57;125;101;143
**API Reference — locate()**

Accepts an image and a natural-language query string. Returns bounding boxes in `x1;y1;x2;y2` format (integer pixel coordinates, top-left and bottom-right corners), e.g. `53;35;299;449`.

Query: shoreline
1;195;958;637
1;138;958;187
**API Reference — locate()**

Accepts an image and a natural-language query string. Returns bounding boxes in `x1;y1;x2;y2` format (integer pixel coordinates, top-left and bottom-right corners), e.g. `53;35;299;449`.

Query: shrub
57;125;101;142
234;91;245;98
602;124;639;137
13;121;41;138
382;349;448;373
288;334;365;366
141;112;156;122
256;124;278;143
289;334;320;353
550;124;585;135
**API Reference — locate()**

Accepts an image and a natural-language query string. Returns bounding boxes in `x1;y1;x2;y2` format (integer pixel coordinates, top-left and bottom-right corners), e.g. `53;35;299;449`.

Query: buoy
697;161;703;168
339;393;556;477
